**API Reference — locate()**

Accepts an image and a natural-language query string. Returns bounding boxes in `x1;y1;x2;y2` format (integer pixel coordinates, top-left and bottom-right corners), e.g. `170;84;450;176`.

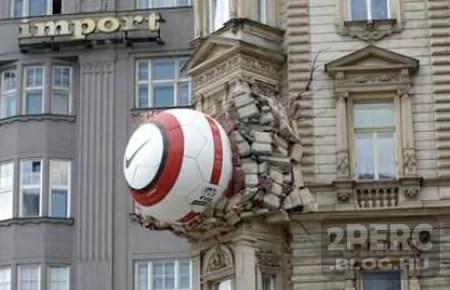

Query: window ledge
131;105;194;116
339;18;400;42
0;217;74;228
344;18;397;26
0;114;76;127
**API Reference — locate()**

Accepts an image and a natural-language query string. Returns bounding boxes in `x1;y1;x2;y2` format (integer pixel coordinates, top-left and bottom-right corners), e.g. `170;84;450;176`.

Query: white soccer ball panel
170;157;207;199
124;123;164;190
196;140;215;183
167;109;200;127
181;124;208;158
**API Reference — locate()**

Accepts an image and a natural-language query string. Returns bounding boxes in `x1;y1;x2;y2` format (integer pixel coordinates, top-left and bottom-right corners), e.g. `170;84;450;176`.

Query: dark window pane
52;90;70;114
53;0;62;14
29;0;48;16
15;0;24;17
371;0;389;19
351;0;367;20
138;85;149;108
363;271;402;290
26;91;43;114
153;84;174;107
178;82;190;106
152;60;175;80
51;189;68;218
22;188;40;217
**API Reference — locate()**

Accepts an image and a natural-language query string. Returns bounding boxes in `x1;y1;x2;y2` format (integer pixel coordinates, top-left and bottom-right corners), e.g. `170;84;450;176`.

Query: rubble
133;79;318;241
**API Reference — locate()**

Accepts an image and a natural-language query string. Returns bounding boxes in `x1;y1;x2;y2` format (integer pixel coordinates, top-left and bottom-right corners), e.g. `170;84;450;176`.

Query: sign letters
19;12;162;40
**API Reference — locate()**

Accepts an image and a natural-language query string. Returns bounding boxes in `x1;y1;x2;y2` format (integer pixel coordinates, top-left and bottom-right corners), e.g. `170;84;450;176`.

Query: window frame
0;69;18;119
19;159;43;218
18;264;41;290
0;267;12;290
23;65;45;115
135;58;191;109
134;259;192;290
12;0;53;18
0;161;14;221
48;265;70;290
353;101;397;181
51;65;73;115
347;94;402;181
349;0;391;21
48;159;71;218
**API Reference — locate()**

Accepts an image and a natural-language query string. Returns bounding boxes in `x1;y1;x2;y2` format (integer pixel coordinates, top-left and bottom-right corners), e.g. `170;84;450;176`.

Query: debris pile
133;80;317;240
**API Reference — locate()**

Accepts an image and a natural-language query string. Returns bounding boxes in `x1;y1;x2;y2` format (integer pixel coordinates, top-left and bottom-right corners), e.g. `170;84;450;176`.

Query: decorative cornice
0;217;75;228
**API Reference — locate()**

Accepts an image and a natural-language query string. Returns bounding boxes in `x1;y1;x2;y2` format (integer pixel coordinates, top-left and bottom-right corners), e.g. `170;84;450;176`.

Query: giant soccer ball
123;109;233;224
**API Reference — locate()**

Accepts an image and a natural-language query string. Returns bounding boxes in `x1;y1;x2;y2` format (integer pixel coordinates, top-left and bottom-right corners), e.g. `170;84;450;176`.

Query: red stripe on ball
206;116;223;185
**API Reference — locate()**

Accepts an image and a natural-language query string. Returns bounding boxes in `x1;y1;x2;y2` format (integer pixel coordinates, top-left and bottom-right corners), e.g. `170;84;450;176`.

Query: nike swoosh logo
126;139;151;169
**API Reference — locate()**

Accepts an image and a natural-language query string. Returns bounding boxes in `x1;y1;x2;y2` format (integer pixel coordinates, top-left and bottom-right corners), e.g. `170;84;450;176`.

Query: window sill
344;18;397;26
131;105;194;116
0;114;76;127
339;18;400;42
0;217;74;228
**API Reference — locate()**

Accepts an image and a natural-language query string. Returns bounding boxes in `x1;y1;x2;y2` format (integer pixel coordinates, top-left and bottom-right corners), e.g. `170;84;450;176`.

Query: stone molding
0;217;75;228
0;114;76;127
202;244;235;283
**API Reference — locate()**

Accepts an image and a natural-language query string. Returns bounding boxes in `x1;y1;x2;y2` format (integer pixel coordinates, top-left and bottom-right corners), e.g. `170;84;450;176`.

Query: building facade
0;1;194;290
183;0;450;290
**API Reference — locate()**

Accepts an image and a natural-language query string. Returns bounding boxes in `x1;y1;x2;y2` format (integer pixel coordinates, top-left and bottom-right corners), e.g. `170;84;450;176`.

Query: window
135;259;191;290
52;66;72;114
49;266;69;290
262;274;275;290
350;0;390;21
24;66;44;115
137;0;191;8
0;268;11;290
215;279;232;290
13;0;61;17
0;162;14;221
362;271;401;290
18;265;40;290
49;160;70;218
0;70;17;118
354;102;396;180
209;0;230;32
20;160;42;217
136;58;190;108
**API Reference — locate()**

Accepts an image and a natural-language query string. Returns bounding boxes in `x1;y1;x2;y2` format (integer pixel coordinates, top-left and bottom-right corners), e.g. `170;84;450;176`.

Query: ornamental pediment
325;45;419;75
186;37;238;73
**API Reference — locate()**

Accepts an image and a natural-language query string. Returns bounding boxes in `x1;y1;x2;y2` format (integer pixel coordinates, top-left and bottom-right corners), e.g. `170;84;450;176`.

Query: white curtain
213;0;230;31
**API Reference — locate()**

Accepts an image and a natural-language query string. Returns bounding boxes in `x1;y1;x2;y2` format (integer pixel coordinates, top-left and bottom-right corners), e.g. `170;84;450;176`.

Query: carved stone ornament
256;250;281;268
403;148;417;176
344;20;396;42
400;176;422;199
202;244;234;281
337;152;350;178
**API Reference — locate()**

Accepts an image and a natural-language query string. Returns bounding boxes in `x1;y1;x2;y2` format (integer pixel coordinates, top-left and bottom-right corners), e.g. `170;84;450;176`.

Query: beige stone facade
183;0;450;289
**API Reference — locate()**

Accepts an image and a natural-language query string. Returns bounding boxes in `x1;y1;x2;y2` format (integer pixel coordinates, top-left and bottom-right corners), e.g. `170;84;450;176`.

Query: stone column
336;91;350;179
